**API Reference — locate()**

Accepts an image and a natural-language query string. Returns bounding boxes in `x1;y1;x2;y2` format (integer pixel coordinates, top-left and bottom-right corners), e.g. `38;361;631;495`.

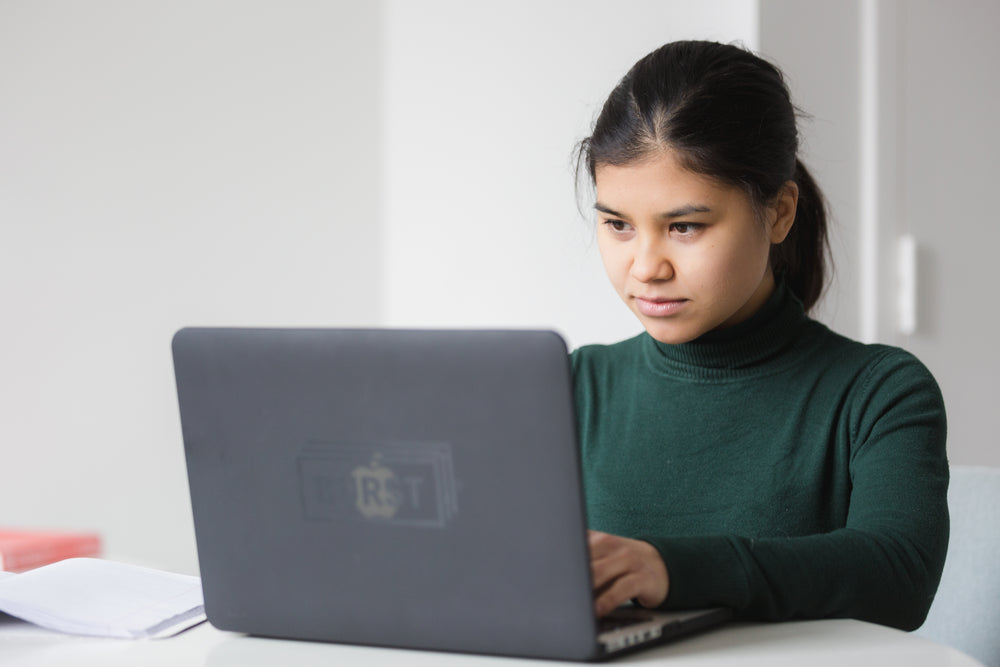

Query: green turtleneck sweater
570;284;948;631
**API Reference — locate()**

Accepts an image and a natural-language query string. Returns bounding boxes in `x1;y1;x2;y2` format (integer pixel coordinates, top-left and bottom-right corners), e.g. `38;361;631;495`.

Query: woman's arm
642;351;949;630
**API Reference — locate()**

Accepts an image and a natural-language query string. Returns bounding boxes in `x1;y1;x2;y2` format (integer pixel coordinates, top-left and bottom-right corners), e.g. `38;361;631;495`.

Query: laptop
171;327;730;661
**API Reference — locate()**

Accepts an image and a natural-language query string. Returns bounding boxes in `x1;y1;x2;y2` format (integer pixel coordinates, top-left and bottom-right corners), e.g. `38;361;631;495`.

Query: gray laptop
172;327;730;661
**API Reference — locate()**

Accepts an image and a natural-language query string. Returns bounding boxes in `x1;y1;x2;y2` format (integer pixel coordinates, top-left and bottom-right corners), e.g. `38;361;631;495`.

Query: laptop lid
172;328;602;660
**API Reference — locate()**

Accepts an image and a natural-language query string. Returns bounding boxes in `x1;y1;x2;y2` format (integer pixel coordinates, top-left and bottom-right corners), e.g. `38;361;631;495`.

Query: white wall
887;0;1000;466
0;1;383;574
759;0;862;340
381;0;759;348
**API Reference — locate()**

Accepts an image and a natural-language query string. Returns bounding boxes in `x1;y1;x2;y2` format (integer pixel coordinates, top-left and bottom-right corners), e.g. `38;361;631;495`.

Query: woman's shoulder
805;320;936;380
803;321;944;414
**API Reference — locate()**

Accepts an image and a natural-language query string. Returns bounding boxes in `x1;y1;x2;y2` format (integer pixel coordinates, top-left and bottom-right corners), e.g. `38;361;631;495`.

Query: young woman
572;40;948;631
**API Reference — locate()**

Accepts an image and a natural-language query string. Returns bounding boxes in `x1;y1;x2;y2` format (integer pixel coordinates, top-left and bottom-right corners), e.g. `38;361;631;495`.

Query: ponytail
771;160;830;313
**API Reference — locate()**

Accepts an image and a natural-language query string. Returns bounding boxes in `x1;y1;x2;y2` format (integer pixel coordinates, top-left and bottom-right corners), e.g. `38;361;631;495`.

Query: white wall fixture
897;234;917;336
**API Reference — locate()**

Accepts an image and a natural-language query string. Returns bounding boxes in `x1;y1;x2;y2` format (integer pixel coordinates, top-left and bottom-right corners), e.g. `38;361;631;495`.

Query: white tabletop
0;615;984;667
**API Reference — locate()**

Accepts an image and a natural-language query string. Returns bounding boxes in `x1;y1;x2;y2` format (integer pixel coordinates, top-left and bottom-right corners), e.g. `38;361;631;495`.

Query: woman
572;40;948;631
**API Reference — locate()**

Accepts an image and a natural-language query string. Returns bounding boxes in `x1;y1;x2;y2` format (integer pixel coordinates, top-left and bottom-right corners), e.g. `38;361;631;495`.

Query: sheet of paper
0;558;205;638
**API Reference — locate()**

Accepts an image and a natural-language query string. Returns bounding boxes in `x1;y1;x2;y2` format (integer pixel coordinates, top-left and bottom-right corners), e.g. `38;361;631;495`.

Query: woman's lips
634;297;688;317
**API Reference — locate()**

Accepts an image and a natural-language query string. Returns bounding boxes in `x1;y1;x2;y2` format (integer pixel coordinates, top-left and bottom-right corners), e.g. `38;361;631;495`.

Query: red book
0;529;102;572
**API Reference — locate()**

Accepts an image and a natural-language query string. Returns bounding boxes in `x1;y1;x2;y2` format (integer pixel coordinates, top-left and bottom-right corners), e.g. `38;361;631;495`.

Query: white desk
0;615;985;667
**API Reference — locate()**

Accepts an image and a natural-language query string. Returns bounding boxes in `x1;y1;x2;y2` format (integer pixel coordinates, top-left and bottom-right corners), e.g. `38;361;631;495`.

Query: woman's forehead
594;154;746;213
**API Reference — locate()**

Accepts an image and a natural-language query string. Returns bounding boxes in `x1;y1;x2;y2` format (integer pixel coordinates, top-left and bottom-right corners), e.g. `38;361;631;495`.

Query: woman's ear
769;180;799;244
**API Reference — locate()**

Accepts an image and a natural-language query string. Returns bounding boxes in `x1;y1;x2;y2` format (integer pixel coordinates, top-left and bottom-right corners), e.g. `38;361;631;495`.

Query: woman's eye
670;222;703;235
603;219;631;233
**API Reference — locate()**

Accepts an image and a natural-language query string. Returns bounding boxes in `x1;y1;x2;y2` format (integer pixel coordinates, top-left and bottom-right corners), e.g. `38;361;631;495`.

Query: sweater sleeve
645;350;949;631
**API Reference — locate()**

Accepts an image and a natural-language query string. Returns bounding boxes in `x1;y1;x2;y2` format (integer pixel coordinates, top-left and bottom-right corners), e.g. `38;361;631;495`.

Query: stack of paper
0;558;205;638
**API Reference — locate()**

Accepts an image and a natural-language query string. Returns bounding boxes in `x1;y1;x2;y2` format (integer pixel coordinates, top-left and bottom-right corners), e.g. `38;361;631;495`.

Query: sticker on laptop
298;441;459;528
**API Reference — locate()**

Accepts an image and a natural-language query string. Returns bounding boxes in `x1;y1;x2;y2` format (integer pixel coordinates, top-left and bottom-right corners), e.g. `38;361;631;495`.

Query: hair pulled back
578;40;830;312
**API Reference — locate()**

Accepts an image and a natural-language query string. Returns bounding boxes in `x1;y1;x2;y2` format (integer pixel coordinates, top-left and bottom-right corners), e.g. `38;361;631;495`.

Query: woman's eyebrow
661;204;711;218
594;202;711;218
594;202;624;217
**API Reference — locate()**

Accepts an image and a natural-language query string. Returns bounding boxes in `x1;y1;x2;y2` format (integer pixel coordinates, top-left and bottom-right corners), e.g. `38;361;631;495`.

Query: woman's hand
588;530;670;617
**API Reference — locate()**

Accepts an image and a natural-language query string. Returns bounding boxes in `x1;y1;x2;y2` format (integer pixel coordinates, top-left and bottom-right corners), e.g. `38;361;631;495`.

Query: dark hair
577;40;830;312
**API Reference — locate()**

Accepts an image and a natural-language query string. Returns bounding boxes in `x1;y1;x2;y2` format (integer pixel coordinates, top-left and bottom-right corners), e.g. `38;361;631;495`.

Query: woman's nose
630;238;674;283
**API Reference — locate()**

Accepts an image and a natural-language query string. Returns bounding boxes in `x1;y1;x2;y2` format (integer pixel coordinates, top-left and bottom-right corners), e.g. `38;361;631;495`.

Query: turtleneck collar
643;281;812;380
